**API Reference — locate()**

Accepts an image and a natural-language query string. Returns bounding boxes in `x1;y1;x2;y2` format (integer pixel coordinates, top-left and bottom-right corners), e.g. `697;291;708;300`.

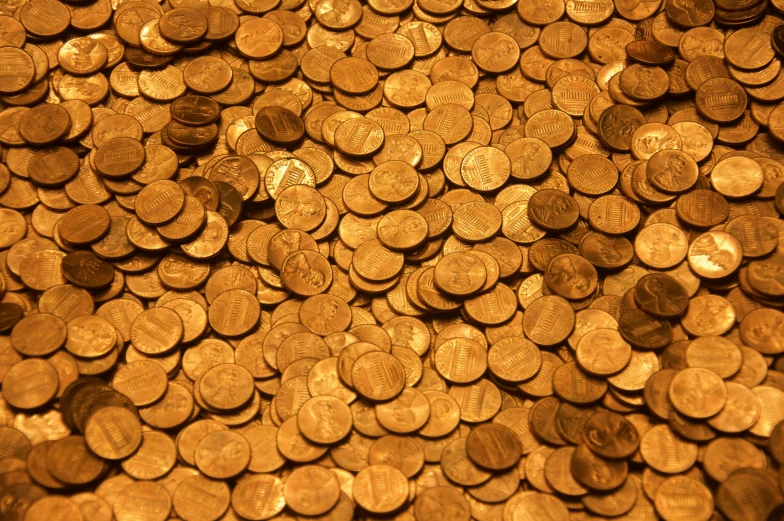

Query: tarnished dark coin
633;273;689;318
62;250;115;290
171;95;221;126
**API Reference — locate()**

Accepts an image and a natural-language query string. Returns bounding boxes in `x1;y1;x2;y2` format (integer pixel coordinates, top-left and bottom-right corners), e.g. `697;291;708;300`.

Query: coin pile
3;0;784;519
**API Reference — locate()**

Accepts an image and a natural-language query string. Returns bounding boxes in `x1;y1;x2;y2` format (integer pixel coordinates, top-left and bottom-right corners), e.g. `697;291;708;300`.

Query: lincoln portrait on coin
210;367;239;408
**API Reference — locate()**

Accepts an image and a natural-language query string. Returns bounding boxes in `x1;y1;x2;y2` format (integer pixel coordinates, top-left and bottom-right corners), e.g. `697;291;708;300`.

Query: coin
2;358;59;409
1;0;783;517
284;465;340;516
465;423;521;470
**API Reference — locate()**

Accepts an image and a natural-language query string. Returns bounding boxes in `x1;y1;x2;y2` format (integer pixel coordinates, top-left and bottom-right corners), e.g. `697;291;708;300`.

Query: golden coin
84;405;142;460
705;380;760;432
459;146;511;192
687;231;743;279
423;103;474;145
375;387;430;432
230;475;285;521
528;189;579;232
415;487;470;521
0;47;35;95
195;430;251;478
234;17;283;59
576;329;631;377
465;423;521;470
183;56;233;95
63;315;115;358
351;351;405;401
432;252;485;297
696;78;748;124
545;253;598;300
328;56;379;95
507;492;569;521
639;424;698;475
669;367;727;419
487;336;541;383
470;32;520;74
121;430;177;480
619;64;670;102
297;395;352;443
284;465;340;516
523;295;575;346
10;313;67;356
539;21;587;59
582;411;639;459
159;8;208;43
526;109;576;149
255;106;305;145
111;360;168;406
114;482;171;521
441;436;492;486
59;38;107;75
199;364;254;411
24;496;83;521
570;443;627;492
47;435;107;485
567;154;618;195
654;476;713;521
130;307;183;356
172;475;230;521
2;359;59;409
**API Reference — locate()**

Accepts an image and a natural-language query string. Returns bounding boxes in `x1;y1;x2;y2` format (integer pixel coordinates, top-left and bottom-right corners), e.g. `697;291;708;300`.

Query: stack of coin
3;0;784;519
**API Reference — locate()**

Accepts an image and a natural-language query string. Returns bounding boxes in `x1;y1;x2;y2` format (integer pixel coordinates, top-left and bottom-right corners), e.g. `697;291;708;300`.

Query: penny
284;465;340;516
131;307;183;356
194;430;250;478
576;329;631;377
47;435;107;485
255;106;305;146
135;180;186;226
172;475;230;521
0;47;35;95
545;253;598;300
85;406;142;460
688;231;743;279
528;189;579;232
646;149;699;193
351;351;405;401
465;423;521;470
487;336;541;383
655;476;713;521
634;273;689;318
183;56;233;95
0;0;783;516
2;359;59;409
10;313;66;356
111;360;168;406
28;147;80;187
367;161;418;204
696;78;748;123
199;363;254;410
24;496;83;521
159;8;208;43
523;295;575;346
230;475;285;521
668;367;728;421
570;443;627;492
